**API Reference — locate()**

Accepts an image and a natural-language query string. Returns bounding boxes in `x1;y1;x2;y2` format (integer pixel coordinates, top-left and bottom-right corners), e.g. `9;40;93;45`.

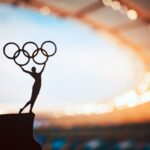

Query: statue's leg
29;84;40;113
19;101;31;114
29;93;39;113
29;102;34;113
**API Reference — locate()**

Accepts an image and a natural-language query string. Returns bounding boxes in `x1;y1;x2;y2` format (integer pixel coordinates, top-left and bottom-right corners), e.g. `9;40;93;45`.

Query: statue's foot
19;108;23;114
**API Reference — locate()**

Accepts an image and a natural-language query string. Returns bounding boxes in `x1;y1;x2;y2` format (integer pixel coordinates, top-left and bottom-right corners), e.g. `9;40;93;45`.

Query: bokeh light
127;9;138;20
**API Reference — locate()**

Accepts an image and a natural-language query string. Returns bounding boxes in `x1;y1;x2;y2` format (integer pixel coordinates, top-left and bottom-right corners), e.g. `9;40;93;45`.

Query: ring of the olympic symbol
3;41;57;66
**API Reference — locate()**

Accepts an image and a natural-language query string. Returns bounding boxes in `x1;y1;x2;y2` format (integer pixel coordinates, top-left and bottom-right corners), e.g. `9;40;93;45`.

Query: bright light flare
125;91;139;108
111;1;121;10
127;9;138;20
114;91;139;109
114;96;126;109
140;91;150;103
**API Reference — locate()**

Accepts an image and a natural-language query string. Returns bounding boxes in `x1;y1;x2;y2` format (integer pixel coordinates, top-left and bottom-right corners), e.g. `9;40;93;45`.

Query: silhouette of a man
19;64;46;113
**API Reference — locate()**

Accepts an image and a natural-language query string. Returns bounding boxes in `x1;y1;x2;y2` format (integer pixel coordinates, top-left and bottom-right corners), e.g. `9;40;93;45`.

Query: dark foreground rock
0;113;42;150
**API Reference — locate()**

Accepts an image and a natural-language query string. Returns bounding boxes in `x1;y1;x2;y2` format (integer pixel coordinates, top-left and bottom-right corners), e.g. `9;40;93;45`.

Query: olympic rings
3;41;57;66
3;42;20;59
41;41;57;57
14;50;30;66
22;41;38;58
33;48;49;65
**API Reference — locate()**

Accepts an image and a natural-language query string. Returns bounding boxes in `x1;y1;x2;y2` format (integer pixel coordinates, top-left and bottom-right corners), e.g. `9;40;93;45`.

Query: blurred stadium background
1;0;150;149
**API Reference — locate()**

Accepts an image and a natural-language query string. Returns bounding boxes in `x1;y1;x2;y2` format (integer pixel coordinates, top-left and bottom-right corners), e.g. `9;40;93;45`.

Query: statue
3;41;57;113
19;64;45;113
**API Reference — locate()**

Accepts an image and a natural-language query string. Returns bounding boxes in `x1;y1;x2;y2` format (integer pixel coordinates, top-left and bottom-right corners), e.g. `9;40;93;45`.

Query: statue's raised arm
20;66;32;75
40;63;46;74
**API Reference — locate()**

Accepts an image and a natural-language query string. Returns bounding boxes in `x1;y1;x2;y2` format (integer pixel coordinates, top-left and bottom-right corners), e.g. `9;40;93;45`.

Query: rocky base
0;113;42;150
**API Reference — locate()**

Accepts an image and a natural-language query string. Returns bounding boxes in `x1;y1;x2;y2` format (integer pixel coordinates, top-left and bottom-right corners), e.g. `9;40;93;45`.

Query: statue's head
31;67;36;72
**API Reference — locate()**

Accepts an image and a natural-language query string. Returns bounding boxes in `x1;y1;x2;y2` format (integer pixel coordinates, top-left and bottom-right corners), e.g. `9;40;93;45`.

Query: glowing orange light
40;6;51;16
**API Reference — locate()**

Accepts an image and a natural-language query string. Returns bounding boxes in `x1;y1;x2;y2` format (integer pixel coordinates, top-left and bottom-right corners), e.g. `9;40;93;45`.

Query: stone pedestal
0;113;42;150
